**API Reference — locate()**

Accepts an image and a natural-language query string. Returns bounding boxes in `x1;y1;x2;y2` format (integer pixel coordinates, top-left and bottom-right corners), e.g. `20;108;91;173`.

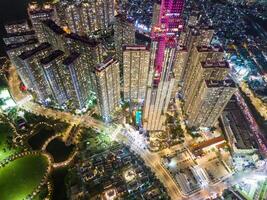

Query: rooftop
5;19;28;26
5;38;38;51
201;60;229;68
19;42;51;60
4;30;35;38
205;79;236;88
40;50;64;65
192;136;225;151
28;8;54;15
197;45;223;52
95;57;118;72
123;45;149;51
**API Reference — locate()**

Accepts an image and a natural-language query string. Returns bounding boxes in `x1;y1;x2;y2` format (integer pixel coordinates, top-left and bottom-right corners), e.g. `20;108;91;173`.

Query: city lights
0;0;267;199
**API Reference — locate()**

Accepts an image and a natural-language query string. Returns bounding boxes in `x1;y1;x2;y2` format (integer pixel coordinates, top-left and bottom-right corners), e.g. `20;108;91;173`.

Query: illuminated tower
94;58;121;122
28;2;59;43
143;0;184;131
187;80;237;128
18;43;54;102
123;45;150;104
151;0;184;80
58;0;114;36
6;38;39;89
114;14;135;65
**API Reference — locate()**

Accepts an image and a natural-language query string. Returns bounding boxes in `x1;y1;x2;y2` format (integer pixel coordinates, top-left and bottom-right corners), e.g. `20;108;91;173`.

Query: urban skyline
0;0;266;200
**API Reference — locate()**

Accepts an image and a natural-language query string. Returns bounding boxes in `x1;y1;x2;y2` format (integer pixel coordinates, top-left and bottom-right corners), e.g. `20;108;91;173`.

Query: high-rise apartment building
64;33;105;95
41;20;105;67
62;52;90;110
59;0;114;35
65;33;104;66
143;46;177;131
143;0;185;131
40;50;67;106
184;60;230;116
176;15;236;129
64;3;83;34
182;45;224;103
28;2;59;43
6;38;39;88
41;20;66;50
187;79;237;128
18;43;53;102
4;20;31;34
3;30;36;46
114;14;135;65
173;46;189;89
41;19;105;103
94;57;120;121
123;45;150;103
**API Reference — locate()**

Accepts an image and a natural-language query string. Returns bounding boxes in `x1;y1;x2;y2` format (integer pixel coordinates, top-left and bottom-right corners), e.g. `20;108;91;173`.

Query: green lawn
0;154;49;200
0;123;21;162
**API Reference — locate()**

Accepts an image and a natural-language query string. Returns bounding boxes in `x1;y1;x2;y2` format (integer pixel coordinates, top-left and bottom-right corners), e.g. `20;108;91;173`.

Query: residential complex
56;0;114;35
1;0;267;199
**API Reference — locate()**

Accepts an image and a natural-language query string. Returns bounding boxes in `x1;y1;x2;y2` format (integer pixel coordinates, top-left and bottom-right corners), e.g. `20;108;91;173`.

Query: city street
7;64;267;200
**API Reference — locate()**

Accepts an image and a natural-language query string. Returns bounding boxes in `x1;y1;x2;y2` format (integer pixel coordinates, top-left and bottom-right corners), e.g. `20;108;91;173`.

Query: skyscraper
28;2;59;43
187;80;237;128
3;30;36;46
40;50;67;106
114;14;135;65
41;19;105;104
182;45;224;105
41;20;66;50
64;3;83;34
18;43;53;102
173;46;189;89
184;60;230;116
41;19;105;66
62;52;90;110
59;0;114;36
94;57;120;122
6;38;39;88
143;0;185;131
123;45;150;104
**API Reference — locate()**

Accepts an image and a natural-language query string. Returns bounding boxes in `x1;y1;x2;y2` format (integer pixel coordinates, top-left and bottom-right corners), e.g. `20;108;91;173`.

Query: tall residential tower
123;45;150;104
143;0;185;131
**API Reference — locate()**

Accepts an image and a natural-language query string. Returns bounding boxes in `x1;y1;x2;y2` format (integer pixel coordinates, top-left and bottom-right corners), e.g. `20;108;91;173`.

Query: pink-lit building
143;0;184;131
